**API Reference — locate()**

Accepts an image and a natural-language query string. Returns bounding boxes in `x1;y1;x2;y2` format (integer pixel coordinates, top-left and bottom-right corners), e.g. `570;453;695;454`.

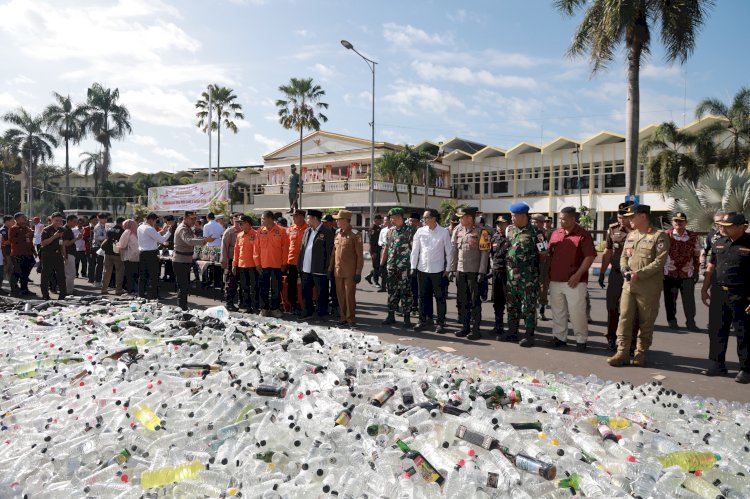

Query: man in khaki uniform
450;206;490;339
532;213;551;320
329;210;364;327
608;204;670;367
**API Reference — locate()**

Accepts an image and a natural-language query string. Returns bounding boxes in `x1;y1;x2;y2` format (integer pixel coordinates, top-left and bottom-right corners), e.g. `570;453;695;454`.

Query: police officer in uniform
450;207;490;340
490;215;509;338
599;202;633;350
608;205;669;367
700;212;750;383
503;203;547;347
532;213;551;321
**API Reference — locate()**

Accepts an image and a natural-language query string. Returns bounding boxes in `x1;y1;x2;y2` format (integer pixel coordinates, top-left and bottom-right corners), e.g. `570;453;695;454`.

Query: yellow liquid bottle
133;403;162;431
140;461;204;489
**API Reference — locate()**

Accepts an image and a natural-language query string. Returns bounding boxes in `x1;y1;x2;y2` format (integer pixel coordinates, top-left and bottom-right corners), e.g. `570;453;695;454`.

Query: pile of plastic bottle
1;296;749;498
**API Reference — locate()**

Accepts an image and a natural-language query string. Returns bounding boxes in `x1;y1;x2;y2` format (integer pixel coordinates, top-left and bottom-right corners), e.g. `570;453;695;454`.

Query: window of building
492;181;509;194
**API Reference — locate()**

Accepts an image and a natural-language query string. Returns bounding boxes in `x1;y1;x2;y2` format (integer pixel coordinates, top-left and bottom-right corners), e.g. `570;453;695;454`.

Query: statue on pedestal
288;164;302;212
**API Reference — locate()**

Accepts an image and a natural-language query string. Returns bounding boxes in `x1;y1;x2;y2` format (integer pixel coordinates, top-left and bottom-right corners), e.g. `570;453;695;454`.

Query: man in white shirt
137;212;169;299
202;212;224;248
72;218;86;277
410;208;453;333
32;216;43;249
376;215;392;292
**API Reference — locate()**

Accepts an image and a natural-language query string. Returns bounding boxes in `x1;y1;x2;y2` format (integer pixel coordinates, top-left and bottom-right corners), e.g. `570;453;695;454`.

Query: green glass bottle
335;404;355;426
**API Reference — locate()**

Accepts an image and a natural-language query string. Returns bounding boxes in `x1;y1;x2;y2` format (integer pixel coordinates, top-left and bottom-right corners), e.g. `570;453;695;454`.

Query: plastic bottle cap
695;470;701;477
468;449;476;457
120;474;128;483
626;455;636;462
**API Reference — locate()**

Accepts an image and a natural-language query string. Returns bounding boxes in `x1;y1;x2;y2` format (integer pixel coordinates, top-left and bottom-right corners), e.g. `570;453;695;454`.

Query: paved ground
22;262;749;403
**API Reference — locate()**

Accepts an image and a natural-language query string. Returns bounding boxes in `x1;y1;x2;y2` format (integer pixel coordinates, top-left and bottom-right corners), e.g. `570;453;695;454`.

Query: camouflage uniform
450;223;490;336
538;227;552;308
385;224;415;315
490;230;508;334
506;223;547;339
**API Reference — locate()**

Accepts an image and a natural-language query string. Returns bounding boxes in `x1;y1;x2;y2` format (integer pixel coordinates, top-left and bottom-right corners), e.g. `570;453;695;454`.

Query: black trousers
456;271;482;332
369;250;382;283
259;268;282;310
123;260;139;293
411;270;420;312
87;249;98;282
10;255;35;292
417;270;444;323
664;276;696;325
225;260;238;306
301;271;329;318
41;255;66;298
287;266;301;311
492;270;507;321
330;275;338;307
75;250;87;276
708;285;749;370
237;267;258;311
173;261;192;309
138;250;159;299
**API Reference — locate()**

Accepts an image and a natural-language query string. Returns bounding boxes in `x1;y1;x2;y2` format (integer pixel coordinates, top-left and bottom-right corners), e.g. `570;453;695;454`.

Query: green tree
670;168;750;231
375;150;404;202
0;137;21;213
196;85;244;172
555;0;715;196
399;145;433;204
695;86;750;169
102;179;136;216
439;199;467;226
44;92;86;200
640;121;705;193
276;77;329;208
78;151;104;197
2;107;58;211
83;82;132;187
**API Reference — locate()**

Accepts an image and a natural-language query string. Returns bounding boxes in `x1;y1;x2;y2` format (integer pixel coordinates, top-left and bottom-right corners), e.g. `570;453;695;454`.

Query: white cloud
641;63;683;81
120;88;198;129
130;135;158;146
312;63;334;81
446;9;482;24
0;92;21;109
383;82;464;115
254;133;284;153
343;91;372;108
111;149;155;174
295;29;311;37
4;75;34;86
383;23;452;48
412;61;538;89
153;147;189;163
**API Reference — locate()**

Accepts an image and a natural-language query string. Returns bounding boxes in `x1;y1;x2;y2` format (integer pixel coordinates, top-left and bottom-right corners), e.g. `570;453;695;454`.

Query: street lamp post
341;39;377;227
207;84;213;184
573;144;584;210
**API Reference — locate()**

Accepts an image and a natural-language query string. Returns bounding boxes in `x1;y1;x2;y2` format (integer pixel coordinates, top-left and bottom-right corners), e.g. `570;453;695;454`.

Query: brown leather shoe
607;350;631;367
632;351;647;367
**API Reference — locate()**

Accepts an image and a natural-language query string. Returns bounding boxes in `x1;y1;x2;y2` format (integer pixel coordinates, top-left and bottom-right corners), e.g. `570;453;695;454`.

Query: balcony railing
261;180;451;197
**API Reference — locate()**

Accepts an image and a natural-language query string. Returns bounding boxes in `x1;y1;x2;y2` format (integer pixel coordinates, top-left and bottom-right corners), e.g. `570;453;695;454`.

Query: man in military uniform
608;205;670;367
532;213;551;321
381;207;415;327
329;210;364;327
450;206;490;340
503;203;547;347
599;202;633;350
490;215;509;338
365;214;383;287
700;212;750;383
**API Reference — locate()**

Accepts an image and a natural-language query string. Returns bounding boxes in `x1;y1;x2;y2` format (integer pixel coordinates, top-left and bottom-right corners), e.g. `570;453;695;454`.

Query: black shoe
539;305;548;320
455;329;470;338
365;275;373;285
552;339;567;349
519;336;535;348
702;363;728;377
435;323;446;334
377;287;386;293
668;319;679;329
499;334;519;343
413;321;430;331
686;323;700;332
607;339;617;352
735;371;750;384
226;304;239;312
403;315;412;328
576;342;588;353
42;295;51;300
382;313;396;325
467;331;481;340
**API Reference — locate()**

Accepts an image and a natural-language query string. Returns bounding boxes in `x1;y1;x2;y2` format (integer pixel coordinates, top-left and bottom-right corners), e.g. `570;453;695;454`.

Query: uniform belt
175;250;194;256
720;285;742;292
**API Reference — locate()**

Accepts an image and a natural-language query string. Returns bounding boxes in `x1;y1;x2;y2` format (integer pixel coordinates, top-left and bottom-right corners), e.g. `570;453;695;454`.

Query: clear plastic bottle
657;451;721;472
140;461;205;489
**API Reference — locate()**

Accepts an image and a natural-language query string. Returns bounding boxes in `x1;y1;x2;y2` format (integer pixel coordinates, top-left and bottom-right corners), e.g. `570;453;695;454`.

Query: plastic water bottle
140;461;205;489
657;451;721;471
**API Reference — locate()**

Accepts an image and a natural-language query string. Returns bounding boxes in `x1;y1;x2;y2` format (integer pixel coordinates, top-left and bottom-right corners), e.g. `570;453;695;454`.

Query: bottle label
455;425;494;450
514;454;544;474
401;388;414;406
412;454;442;484
371;388;393;406
335;412;351;426
486;472;500;489
597;423;617;442
510;421;542;431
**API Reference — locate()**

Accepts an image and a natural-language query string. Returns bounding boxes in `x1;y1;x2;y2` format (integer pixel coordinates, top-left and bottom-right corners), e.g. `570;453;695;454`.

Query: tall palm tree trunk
298;126;303;209
217;124;221;178
625;42;643;196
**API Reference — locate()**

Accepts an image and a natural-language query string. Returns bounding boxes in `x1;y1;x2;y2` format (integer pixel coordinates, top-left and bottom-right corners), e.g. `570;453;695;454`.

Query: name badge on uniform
625;248;632;257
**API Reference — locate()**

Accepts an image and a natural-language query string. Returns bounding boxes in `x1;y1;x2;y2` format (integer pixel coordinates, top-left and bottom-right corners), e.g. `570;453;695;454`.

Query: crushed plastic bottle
0;296;747;497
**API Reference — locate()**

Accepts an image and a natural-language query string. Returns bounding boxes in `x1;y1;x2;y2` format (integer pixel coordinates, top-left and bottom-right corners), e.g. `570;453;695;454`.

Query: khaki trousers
102;254;125;294
615;283;662;353
64;254;76;293
549;281;589;344
335;276;357;324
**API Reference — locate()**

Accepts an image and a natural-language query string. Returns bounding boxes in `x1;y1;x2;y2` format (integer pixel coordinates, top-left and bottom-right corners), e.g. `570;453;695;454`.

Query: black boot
491;316;505;337
519;328;535;348
538;306;548;321
403;313;412;328
467;328;482;340
382;312;396;325
499;321;519;342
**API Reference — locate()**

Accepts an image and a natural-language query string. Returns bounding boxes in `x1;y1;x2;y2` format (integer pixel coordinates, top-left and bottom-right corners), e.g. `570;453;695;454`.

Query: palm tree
695;86;750;169
2;107;58;211
101;180;136;216
78;151;104;197
640;121;706;193
196;85;244;174
670;168;750;231
399;145;433;204
44;92;86;199
35;163;63;205
555;0;715;196
0;137;21;214
276;77;329;208
375;150;404;202
83;82;132;187
439;199;467;226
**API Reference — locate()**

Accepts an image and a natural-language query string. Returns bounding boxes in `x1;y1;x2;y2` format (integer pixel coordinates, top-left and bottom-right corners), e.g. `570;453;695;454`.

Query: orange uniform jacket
254;224;289;269
233;228;257;269
287;222;309;265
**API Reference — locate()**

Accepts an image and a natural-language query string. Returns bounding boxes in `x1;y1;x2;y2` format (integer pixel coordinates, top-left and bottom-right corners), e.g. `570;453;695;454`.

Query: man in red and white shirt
547;206;597;351
664;212;701;331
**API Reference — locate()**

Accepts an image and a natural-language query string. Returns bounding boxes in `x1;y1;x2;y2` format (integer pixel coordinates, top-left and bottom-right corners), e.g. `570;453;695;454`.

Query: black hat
239;215;253;224
671;212;687;221
717;212;749;226
293;209;306;216
307;209;323;219
622;205;650;217
495;215;509;223
456;207;479;217
617;201;634;215
323;214;334;222
410;212;421;221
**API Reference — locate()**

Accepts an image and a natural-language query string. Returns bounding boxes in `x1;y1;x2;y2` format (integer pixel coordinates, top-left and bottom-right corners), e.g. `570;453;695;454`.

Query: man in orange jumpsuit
254;210;289;317
286;209;308;315
233;215;259;314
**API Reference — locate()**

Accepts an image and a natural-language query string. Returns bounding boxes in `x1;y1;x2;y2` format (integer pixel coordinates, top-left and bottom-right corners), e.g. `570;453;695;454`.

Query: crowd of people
0;202;746;383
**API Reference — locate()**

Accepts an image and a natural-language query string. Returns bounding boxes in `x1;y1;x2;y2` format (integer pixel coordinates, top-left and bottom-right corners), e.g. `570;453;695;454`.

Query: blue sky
1;0;748;175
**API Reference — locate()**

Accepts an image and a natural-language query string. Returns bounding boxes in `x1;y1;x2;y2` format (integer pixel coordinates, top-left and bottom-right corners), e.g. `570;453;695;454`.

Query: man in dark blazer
298;209;335;320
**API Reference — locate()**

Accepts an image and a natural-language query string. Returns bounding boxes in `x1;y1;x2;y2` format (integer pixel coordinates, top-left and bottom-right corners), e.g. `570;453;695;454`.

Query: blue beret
509;202;530;215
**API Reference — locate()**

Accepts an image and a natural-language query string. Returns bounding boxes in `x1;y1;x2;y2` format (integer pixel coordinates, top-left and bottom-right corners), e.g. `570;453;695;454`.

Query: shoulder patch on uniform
479;229;490;251
657;240;665;250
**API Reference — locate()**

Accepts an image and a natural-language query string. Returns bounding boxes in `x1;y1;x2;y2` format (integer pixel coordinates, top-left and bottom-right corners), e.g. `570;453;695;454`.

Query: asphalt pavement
21;262;749;403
